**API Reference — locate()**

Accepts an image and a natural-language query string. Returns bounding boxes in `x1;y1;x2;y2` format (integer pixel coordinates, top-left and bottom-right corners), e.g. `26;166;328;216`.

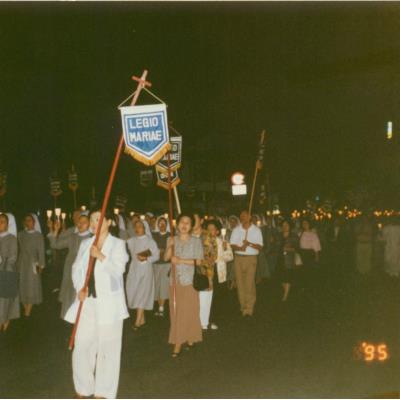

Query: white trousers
199;290;213;328
72;297;123;399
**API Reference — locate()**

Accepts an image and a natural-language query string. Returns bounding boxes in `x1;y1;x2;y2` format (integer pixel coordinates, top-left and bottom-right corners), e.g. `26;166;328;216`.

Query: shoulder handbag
193;260;209;291
0;257;19;299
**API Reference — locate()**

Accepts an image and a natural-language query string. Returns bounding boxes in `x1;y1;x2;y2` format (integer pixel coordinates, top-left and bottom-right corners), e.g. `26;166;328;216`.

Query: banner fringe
157;178;180;190
155;162;181;173
124;143;171;166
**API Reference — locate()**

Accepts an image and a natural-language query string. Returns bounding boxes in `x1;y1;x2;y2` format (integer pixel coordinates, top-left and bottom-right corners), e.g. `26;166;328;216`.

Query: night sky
1;2;400;214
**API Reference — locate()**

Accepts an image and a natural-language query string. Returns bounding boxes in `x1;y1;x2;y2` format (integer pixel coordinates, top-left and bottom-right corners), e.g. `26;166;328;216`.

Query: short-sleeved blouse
172;236;204;286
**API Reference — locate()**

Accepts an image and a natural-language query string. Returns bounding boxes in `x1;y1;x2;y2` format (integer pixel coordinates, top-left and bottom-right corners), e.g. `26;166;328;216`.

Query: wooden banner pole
166;152;177;315
248;130;266;216
248;164;259;217
68;70;151;350
173;186;182;215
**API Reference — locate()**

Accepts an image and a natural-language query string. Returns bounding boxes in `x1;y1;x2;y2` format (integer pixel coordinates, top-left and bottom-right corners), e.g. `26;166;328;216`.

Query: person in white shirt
64;210;129;399
229;210;263;317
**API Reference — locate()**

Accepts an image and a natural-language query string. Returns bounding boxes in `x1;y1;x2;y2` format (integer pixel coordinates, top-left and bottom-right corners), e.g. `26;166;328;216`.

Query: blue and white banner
120;104;170;166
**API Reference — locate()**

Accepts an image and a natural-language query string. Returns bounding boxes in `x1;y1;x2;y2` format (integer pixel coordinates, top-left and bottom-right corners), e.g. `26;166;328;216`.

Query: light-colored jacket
216;237;233;283
64;234;129;325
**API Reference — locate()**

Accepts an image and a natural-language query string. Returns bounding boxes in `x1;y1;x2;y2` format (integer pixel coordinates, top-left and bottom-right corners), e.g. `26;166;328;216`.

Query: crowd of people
0;206;398;398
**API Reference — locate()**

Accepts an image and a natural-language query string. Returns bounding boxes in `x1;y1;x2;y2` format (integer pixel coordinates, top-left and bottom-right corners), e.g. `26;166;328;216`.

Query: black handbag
193;261;209;291
0;257;19;299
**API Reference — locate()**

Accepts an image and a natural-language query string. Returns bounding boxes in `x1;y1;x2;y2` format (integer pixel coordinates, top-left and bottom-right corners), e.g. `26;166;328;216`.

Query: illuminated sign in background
354;342;389;362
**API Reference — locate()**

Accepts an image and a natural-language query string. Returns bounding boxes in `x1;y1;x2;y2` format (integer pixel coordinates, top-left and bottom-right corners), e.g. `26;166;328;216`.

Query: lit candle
257;220;261;227
81;205;87;211
46;210;53;220
61;212;66;221
164;213;168;219
387;121;393;140
55;208;61;220
140;215;145;221
221;228;227;241
172;219;176;227
130;211;134;217
114;208;119;215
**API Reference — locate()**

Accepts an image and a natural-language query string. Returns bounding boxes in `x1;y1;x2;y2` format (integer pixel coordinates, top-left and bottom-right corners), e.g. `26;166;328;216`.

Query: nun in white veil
127;214;152;238
6;213;17;237
30;213;42;233
17;213;46;317
0;212;20;330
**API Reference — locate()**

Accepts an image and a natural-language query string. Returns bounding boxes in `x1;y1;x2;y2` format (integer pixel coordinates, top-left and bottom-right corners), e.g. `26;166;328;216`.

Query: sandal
132;324;141;331
172;352;180;358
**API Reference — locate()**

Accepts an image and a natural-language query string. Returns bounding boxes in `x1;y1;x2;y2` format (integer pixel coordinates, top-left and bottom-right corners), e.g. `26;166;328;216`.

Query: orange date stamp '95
354;342;389;362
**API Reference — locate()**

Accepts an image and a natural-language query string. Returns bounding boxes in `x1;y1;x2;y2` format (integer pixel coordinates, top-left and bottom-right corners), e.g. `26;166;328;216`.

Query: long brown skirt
168;282;202;346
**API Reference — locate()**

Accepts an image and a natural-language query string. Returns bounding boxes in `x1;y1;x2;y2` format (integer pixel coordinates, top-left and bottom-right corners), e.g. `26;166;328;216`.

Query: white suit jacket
64;234;129;325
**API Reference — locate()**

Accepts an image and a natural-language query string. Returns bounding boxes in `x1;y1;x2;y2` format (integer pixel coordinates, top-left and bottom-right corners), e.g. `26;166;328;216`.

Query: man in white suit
65;210;129;399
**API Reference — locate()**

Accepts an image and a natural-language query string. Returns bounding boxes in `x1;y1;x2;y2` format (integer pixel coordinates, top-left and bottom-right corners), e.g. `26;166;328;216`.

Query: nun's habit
125;234;159;310
152;218;171;301
17;217;45;305
0;214;20;324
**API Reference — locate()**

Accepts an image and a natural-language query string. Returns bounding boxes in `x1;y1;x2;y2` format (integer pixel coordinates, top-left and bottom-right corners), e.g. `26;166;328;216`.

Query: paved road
1;263;400;398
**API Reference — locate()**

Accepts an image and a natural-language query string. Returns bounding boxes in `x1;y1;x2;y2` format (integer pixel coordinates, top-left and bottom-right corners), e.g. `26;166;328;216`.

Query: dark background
1;2;400;214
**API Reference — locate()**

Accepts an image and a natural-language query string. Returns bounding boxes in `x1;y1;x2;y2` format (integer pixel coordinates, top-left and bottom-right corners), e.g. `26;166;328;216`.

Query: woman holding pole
64;210;129;399
164;213;204;358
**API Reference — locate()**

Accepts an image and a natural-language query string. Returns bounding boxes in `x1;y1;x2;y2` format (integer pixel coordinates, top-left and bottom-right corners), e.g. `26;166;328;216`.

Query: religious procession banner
256;130;266;170
140;169;154;187
156;136;182;172
50;175;62;197
155;165;180;190
120;104;170;166
68;165;79;191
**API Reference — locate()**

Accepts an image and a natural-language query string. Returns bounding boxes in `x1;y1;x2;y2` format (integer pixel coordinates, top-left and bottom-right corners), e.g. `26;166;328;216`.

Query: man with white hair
230;210;263;317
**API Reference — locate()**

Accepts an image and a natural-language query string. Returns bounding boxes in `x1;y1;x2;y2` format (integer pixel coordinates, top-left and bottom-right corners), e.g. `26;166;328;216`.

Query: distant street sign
231;172;245;185
232;184;247;196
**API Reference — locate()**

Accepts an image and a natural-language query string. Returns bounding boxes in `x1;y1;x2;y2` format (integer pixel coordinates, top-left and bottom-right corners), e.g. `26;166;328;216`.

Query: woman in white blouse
299;219;321;290
65;210;129;399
